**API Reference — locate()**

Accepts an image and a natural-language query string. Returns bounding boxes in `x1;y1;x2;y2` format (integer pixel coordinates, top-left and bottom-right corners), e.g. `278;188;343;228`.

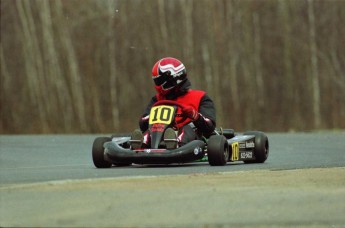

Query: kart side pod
227;131;269;163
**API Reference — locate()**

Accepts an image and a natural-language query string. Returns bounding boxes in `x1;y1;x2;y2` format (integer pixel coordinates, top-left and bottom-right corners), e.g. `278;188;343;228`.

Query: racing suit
139;79;216;145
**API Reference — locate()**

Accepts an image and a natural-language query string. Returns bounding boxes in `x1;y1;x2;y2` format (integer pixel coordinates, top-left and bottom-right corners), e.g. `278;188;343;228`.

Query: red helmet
152;57;187;96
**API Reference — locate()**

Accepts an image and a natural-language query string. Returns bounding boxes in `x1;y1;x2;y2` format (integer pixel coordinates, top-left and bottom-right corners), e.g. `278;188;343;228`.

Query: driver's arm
193;94;216;137
139;96;157;132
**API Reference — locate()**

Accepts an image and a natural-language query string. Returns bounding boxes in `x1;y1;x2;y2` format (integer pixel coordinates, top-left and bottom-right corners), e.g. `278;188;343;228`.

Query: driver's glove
139;115;150;131
181;105;199;121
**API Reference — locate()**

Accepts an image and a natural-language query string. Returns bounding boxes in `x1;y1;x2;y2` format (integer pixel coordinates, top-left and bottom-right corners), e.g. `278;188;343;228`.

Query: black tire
207;135;229;166
243;131;269;163
92;137;112;168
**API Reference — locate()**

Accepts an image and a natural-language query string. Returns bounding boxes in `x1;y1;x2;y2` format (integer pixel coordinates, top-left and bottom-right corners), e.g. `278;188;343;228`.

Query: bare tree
1;0;345;133
16;0;50;132
307;0;321;129
107;0;120;131
253;13;265;111
53;0;88;132
226;0;240;115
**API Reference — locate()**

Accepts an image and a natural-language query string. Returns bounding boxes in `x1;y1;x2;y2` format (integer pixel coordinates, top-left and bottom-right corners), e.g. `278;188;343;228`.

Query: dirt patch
1;167;344;227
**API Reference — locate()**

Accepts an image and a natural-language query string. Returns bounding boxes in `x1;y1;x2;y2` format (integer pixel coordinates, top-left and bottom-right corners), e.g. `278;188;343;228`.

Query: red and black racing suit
139;80;216;145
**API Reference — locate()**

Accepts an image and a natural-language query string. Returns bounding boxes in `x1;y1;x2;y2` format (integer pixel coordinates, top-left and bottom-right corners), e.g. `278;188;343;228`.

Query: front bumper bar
104;140;206;164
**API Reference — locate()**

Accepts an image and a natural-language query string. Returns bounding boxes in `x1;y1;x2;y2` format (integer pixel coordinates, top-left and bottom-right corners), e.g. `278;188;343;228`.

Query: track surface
1;132;345;227
0;132;344;185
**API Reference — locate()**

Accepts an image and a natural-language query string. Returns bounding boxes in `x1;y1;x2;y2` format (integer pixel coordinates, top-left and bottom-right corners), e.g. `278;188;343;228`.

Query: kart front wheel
207;135;229;166
92;137;112;168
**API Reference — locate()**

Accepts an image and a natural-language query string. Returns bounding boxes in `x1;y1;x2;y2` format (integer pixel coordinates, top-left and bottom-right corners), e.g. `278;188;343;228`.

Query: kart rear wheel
207;135;229;166
92;137;112;168
243;131;269;163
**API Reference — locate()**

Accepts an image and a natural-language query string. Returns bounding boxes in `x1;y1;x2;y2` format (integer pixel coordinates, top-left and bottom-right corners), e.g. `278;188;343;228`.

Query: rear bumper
104;140;206;164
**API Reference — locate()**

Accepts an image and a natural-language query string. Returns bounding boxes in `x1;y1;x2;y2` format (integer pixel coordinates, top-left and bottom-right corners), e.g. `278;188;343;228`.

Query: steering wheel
153;100;188;125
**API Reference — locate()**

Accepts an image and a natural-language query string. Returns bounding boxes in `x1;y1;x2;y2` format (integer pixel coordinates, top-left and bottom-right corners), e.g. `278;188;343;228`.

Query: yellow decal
231;142;239;161
149;105;174;125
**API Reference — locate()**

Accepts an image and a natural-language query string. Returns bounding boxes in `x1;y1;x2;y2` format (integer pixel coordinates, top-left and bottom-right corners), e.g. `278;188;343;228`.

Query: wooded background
1;0;344;134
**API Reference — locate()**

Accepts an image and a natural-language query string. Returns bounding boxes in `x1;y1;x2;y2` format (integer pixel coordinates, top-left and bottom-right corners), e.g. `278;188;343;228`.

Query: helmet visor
153;74;167;86
161;78;177;90
153;75;176;90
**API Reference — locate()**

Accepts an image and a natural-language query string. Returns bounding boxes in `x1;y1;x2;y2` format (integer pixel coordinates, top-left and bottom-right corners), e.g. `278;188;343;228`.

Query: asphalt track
1;132;345;227
0;132;345;185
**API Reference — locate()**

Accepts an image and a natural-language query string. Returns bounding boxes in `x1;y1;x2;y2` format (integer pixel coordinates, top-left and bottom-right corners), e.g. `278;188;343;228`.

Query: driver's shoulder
188;89;206;97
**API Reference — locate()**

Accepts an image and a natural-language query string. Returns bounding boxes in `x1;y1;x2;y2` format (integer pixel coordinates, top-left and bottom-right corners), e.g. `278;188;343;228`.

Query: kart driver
131;57;216;149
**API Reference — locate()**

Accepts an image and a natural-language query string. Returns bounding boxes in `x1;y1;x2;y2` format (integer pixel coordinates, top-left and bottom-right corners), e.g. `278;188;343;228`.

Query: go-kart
92;100;269;168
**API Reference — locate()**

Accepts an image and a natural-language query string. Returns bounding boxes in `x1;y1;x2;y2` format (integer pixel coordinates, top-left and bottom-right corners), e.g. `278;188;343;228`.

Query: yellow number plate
231;142;239;161
149;105;175;125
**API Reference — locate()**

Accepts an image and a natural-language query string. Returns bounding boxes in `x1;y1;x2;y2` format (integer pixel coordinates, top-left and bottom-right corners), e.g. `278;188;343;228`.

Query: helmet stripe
159;63;185;74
